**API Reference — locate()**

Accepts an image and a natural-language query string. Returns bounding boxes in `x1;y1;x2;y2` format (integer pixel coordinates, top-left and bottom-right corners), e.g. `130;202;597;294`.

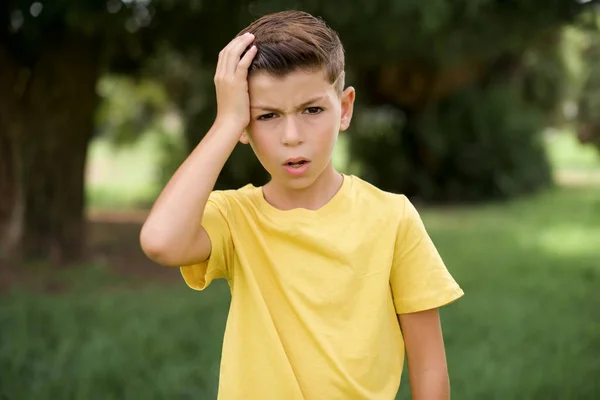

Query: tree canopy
1;0;598;264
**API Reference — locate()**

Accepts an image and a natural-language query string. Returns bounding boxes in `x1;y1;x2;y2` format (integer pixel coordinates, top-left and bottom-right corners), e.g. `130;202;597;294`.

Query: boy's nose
281;118;303;147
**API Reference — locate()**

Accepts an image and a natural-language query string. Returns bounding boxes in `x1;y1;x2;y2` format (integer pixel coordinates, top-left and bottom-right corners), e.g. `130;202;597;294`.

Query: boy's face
243;68;355;190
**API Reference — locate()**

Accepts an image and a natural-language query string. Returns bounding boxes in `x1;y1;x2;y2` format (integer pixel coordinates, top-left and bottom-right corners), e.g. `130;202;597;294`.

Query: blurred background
1;0;600;399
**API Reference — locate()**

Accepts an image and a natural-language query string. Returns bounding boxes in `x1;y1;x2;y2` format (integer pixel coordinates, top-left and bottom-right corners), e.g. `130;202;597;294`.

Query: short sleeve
180;192;234;291
390;196;464;314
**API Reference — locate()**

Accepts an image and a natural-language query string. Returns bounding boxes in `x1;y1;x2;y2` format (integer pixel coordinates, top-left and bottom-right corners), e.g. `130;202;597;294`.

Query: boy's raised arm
140;33;257;267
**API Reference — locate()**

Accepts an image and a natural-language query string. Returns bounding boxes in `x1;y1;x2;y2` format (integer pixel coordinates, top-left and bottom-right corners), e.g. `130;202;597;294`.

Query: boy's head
237;10;345;93
236;10;355;191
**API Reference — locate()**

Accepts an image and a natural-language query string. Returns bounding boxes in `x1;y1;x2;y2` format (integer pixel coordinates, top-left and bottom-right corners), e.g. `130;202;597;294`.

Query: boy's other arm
139;33;257;267
398;309;450;400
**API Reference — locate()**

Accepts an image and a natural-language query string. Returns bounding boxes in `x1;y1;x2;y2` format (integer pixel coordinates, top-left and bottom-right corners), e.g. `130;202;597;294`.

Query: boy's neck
262;165;343;211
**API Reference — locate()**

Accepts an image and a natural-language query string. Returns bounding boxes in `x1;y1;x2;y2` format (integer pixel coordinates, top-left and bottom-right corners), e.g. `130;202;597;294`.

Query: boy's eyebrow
251;95;326;111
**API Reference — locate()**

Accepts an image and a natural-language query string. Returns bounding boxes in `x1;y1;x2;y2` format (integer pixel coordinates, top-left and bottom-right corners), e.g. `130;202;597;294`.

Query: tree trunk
0;121;23;266
0;48;24;266
0;36;100;265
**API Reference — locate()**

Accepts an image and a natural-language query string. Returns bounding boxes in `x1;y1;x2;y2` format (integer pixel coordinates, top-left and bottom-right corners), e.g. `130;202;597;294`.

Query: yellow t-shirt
181;174;464;400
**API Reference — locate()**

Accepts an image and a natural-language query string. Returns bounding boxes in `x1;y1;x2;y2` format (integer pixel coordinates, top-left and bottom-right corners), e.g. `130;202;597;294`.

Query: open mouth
284;158;309;168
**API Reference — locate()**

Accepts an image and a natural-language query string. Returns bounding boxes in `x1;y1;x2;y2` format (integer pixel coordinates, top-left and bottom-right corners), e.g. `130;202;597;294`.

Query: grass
3;186;599;399
1;282;228;399
399;186;600;399
545;127;600;171
85;132;164;209
2;127;598;399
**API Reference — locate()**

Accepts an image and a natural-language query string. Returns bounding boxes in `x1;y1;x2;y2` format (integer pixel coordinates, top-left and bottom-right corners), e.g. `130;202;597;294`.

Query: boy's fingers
215;50;225;78
226;33;255;74
237;45;257;76
216;36;237;78
215;33;254;80
216;36;240;77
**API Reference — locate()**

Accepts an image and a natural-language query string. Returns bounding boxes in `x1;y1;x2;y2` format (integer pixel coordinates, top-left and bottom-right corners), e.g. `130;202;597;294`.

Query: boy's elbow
139;224;177;266
140;221;210;267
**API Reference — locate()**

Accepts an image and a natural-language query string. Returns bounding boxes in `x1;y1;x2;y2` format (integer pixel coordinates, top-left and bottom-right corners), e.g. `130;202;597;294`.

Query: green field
2;129;599;399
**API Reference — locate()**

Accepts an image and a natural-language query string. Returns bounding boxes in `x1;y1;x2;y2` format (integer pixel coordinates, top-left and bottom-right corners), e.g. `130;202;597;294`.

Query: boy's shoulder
349;174;409;209
350;174;404;197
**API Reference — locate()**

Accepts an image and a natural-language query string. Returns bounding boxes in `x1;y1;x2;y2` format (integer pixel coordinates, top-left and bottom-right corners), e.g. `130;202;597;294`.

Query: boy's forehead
248;69;334;105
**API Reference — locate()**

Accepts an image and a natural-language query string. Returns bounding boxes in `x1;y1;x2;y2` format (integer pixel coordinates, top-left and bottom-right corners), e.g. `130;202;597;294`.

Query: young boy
140;10;464;400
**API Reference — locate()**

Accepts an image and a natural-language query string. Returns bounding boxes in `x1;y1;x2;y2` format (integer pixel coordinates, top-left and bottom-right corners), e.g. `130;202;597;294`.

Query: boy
140;10;464;400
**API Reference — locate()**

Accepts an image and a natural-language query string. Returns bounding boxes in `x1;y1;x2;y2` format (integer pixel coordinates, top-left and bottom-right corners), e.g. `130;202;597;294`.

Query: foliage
2;186;600;399
521;34;571;124
349;83;552;202
5;0;592;200
136;0;597;198
95;76;171;147
574;11;600;151
2;0;134;62
1;0;599;264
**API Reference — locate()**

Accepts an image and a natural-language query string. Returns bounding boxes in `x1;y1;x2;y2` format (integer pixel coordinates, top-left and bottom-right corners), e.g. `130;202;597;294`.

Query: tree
0;0;206;264
574;10;600;151
326;0;598;201
1;2;107;264
151;0;599;202
1;0;597;265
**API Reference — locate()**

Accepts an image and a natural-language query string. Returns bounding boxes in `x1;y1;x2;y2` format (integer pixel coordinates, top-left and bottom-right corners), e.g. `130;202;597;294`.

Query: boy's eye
257;113;276;121
304;107;323;115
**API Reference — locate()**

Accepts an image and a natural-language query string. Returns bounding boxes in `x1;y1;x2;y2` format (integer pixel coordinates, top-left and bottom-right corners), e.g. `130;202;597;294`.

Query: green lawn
2;185;599;399
85;132;165;209
2;128;599;399
545;128;600;171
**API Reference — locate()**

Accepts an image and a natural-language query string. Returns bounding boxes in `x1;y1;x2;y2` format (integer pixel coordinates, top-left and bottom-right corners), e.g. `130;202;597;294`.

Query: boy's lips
282;157;311;176
283;157;309;165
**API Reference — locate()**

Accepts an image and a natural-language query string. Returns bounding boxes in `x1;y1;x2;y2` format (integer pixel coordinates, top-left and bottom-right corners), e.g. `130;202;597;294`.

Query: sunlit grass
3;185;600;399
395;186;600;399
86;132;163;209
545;127;600;171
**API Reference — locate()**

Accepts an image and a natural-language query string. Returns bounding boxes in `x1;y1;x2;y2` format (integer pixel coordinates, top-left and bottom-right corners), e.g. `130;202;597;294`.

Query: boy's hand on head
214;32;257;135
140;33;256;268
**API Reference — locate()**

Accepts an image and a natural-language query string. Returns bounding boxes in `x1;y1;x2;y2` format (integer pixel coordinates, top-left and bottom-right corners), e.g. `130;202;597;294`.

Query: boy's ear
339;86;356;132
239;129;250;144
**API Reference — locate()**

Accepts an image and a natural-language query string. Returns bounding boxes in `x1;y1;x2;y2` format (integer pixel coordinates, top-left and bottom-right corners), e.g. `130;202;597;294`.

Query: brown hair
237;10;345;92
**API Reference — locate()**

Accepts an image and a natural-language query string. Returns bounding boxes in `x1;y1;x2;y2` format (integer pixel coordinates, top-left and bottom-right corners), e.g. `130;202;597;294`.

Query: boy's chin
269;172;315;190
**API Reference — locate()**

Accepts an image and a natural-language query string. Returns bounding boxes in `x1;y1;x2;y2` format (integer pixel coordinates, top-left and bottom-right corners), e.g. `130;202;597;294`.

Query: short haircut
237;10;345;92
